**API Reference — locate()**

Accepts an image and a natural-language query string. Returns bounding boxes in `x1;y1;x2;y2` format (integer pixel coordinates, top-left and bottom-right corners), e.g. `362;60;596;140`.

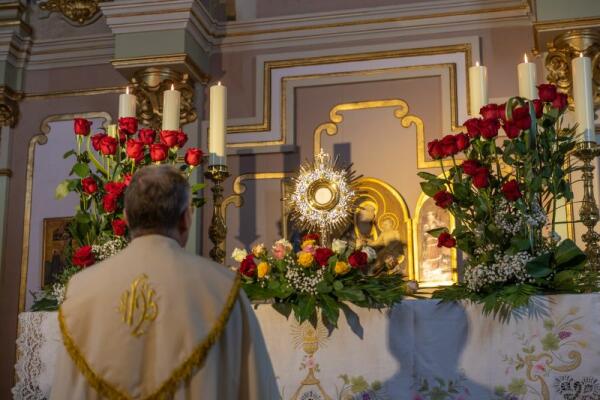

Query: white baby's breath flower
362;246;377;262
231;248;248;263
331;239;347;255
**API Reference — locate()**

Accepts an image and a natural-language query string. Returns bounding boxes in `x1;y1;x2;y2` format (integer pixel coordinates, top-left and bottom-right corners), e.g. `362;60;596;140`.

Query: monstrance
286;149;358;246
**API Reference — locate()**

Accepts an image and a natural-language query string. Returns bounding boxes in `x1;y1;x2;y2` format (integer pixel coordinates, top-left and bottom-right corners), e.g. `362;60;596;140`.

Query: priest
51;165;278;399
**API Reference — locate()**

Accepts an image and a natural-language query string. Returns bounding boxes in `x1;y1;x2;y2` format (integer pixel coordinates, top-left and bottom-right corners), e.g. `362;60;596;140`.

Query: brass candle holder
204;164;229;264
573;141;600;272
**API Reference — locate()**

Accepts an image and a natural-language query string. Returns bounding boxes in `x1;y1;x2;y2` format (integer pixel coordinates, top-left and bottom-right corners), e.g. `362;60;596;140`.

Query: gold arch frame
413;188;458;288
18;112;112;312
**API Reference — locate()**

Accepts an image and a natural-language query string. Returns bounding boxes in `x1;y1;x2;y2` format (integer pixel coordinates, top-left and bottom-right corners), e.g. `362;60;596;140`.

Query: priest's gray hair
124;165;190;235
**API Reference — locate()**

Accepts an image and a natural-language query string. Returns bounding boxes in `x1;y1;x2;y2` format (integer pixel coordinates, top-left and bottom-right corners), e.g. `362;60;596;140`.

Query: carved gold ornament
130;67;197;131
285;150;358;245
39;0;108;25
0;86;22;128
546;29;600;108
118;274;158;337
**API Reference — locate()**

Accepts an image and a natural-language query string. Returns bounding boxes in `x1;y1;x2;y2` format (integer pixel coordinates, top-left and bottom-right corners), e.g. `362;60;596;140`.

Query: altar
13;294;600;400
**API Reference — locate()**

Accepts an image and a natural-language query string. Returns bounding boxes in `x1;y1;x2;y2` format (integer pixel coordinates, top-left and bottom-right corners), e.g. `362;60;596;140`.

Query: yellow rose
257;262;270;278
252;243;266;257
334;261;351;275
301;239;316;249
297;251;314;268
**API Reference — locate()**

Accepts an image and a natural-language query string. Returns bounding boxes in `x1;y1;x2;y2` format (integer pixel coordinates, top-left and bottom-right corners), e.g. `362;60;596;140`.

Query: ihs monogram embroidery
118;274;158;337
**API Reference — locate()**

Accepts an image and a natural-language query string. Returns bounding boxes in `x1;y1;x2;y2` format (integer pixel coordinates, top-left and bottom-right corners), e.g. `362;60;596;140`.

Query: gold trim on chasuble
118;274;158;337
58;274;242;400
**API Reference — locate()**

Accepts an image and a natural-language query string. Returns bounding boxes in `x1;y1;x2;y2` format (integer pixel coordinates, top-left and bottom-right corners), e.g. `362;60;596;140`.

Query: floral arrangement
32;117;205;311
232;234;406;327
419;84;592;318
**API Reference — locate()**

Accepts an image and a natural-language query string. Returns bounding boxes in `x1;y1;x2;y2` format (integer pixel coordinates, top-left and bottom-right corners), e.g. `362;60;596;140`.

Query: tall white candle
518;53;537;100
209;81;227;166
572;53;596;142
119;86;136;118
162;84;181;131
468;61;488;116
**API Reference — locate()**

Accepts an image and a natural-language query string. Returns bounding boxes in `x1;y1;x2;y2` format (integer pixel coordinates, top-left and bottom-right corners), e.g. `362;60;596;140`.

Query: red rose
118;132;127;145
303;233;320;242
122;174;132;186
177;131;188;148
464;118;481;138
501;180;522;201
479;119;500;139
512;106;531;130
532;99;544;118
150;143;169;162
461;159;480;176
112;218;127;236
99;136;118;156
126;139;145;163
498;103;508;122
552;92;568;111
72;245;95;268
102;194;118;213
74;118;92;136
455;133;470;151
502;121;521;139
138;129;156;145
538;84;557;102
437;232;456;248
433;190;454;209
184;147;203;166
159;130;179;148
472;167;490;188
427;139;444;160
91;133;106;151
480;103;499;120
440;134;458;157
118;117;138;136
240;255;257;277
348;250;368;268
314;248;334;267
105;181;126;196
81;177;97;194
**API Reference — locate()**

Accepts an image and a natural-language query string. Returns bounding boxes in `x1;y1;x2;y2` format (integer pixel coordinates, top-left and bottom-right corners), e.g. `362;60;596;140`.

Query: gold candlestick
204;164;229;264
573;141;600;272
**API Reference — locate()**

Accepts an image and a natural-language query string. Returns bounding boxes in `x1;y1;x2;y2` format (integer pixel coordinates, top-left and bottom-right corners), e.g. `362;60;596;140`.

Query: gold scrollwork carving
130;67;197;131
0;86;23;128
546;29;600;108
118;274;159;337
39;0;108;25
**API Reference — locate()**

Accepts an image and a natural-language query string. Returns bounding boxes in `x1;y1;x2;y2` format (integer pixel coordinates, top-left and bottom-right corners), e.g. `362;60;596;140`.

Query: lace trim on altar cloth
12;312;60;400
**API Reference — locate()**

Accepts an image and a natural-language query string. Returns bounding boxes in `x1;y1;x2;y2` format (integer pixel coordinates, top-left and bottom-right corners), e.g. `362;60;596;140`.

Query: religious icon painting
41;217;73;287
413;193;458;288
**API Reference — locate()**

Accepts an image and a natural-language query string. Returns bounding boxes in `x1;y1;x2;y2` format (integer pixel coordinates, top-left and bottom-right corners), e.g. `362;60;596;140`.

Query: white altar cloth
13;295;600;400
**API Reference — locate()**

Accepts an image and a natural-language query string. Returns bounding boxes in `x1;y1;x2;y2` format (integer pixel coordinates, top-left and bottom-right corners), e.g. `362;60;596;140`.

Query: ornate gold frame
313;99;455;169
225;43;471;148
18;112;112;312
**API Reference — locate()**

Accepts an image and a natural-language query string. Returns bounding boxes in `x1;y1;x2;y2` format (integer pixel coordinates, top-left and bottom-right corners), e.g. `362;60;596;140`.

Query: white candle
162;84;181;131
468;61;488;117
119;86;136;118
209;81;227;166
518;53;537;100
572;53;596;142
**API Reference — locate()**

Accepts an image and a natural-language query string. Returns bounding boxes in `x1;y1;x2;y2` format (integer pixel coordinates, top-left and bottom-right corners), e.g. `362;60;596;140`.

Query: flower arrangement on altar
32;117;205;311
232;234;406;327
420;83;594;318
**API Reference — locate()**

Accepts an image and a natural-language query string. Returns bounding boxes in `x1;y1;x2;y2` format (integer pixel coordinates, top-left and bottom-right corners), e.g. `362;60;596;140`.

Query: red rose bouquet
232;237;405;327
33;118;206;311
420;84;590;318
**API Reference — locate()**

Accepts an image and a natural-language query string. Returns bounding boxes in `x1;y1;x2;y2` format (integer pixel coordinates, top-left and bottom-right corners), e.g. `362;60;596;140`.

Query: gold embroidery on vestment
118;274;158;337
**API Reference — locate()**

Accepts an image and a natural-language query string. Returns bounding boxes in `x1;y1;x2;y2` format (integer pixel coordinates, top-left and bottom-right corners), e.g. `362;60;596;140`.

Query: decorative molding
38;0;110;25
27;33;114;71
129;67;196;131
19;111;112;312
112;53;209;85
25;85;125;100
0;86;22;127
533;17;600;54
546;29;600;108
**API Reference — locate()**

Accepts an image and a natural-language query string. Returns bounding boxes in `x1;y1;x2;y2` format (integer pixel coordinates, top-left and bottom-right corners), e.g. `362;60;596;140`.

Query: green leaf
319;294;340;327
294;295;316;323
420;181;443;197
191;183;205;193
333;281;344;291
316;280;332;294
72;163;90;178
272;302;292;319
334;287;366;302
417;171;439;181
526;252;552;278
55;180;71;199
554;239;586;269
63;150;77;159
426;227;446;238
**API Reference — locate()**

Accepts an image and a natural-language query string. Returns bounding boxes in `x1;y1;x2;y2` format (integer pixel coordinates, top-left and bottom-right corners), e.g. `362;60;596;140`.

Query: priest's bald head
124;164;192;247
